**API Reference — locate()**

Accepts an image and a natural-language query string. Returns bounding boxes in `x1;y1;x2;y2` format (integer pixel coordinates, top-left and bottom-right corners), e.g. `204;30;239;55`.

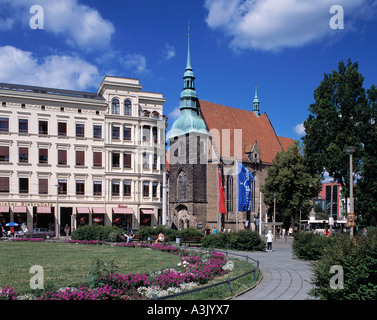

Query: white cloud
0;46;100;90
1;0;115;51
162;44;176;61
294;123;305;136
169;107;181;120
204;0;371;51
121;54;150;75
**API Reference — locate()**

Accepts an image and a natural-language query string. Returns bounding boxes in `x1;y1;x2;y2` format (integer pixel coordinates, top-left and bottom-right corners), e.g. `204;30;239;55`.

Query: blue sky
1;0;377;141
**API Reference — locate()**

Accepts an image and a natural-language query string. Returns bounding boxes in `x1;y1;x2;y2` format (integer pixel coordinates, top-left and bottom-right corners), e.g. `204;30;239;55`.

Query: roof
198;100;295;165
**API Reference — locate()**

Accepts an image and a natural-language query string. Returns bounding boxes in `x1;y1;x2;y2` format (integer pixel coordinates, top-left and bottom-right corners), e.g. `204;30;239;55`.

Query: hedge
71;225;124;242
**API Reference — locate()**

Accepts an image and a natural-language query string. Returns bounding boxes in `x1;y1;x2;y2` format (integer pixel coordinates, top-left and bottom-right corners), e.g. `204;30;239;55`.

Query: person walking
266;230;274;252
64;224;70;237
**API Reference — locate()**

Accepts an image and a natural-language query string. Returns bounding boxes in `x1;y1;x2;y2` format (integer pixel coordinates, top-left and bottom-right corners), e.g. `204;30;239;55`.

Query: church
167;35;294;232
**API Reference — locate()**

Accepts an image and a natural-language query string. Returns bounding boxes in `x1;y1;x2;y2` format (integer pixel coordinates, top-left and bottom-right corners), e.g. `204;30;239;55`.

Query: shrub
292;232;334;260
310;231;377;300
201;231;264;251
71;225;124;241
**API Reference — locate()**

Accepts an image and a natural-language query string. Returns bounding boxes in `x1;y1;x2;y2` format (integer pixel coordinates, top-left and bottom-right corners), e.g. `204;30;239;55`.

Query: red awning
76;207;90;214
13;206;27;213
113;207;134;214
141;209;154;214
92;207;106;214
0;206;9;213
37;206;51;214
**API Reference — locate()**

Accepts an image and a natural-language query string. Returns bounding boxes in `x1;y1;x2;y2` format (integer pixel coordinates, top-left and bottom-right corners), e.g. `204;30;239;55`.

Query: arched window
112;99;120;114
125;100;132;116
177;171;187;201
143;110;150;117
151;111;159;119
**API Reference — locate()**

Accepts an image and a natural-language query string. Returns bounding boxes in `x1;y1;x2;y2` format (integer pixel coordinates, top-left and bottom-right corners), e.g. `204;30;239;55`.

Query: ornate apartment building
0;76;166;235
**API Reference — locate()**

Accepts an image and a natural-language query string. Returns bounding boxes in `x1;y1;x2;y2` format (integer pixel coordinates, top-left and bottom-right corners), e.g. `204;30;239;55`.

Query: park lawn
0;241;260;299
0;241;180;294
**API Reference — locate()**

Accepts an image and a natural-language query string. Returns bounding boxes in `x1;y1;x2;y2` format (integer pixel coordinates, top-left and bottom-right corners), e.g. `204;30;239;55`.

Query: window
39;121;48;135
112;99;120;114
125;100;132;115
19;177;29;194
39;179;48;195
76;180;85;195
58;179;67;195
151;111;160;119
152;127;158;143
152;154;158;170
143;182;149;197
143;110;150;117
2;102;6;107
39;148;48;164
19;147;28;163
112;126;120;140
143;153;149;169
19;119;28;134
0;118;9;132
112;181;120;196
124;181;131;197
93;125;102;139
142;126;150;142
93;181;102;196
177;171;187;201
58;150;67;165
112;152;120;168
41;105;45;110
76;123;85;137
76;151;85;166
0;146;9;162
93;152;102;167
152;182;158;198
124;127;131;141
124;153;132;169
58;122;67;136
0;177;9;193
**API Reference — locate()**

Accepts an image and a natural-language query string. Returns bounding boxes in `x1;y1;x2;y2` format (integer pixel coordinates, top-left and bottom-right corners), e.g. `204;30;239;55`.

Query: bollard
227;277;231;293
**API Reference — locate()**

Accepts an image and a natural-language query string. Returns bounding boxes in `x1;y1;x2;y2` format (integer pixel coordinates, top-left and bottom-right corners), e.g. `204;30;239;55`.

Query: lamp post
55;184;60;238
273;194;277;239
346;146;355;237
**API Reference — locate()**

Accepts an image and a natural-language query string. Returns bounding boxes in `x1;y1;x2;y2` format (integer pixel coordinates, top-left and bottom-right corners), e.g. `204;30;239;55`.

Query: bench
180;236;202;247
129;234;144;243
147;235;169;245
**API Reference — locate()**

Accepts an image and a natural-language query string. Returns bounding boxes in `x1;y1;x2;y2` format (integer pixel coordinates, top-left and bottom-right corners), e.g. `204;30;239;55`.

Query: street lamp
346;146;356;237
55;184;61;238
273;194;277;239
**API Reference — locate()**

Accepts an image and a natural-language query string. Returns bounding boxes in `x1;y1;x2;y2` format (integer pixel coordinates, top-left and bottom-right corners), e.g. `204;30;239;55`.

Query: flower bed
10;238;44;242
3;242;230;300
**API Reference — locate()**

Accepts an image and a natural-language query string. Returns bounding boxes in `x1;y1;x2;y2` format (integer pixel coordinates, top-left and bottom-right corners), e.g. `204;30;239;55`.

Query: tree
303;59;377;226
261;141;322;228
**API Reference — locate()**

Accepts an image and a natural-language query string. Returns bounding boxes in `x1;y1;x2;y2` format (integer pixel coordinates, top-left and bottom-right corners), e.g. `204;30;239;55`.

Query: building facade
0;76;166;235
168;37;295;232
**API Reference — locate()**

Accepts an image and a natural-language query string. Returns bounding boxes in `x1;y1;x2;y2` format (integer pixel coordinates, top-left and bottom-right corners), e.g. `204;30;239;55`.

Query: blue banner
238;162;253;212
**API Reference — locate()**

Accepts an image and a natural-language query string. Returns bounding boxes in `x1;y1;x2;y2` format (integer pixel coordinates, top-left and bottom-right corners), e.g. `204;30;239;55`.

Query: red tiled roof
199;100;294;165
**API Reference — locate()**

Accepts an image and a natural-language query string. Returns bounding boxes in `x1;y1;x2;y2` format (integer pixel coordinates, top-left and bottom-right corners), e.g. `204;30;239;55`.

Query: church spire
253;84;260;116
186;21;192;71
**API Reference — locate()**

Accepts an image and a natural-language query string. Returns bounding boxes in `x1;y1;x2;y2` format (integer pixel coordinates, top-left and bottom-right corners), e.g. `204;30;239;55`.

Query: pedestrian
363;227;367;237
64;224;70;236
282;228;286;239
288;227;293;238
266;230;273;252
212;228;217;234
204;226;211;236
324;227;329;237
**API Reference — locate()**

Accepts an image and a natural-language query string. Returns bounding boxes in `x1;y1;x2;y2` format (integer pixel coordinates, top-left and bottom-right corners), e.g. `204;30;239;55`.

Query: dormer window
246;141;261;165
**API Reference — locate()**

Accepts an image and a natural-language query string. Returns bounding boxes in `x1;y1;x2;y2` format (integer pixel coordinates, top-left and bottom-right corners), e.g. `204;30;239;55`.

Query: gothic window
177;171;187;201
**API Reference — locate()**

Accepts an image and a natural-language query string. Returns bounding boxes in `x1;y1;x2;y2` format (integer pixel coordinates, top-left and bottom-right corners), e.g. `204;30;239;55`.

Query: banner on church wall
218;168;226;214
237;162;253;212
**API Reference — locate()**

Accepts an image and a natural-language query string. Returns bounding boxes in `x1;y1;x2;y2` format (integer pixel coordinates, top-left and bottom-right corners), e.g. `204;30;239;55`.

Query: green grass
0;241;260;299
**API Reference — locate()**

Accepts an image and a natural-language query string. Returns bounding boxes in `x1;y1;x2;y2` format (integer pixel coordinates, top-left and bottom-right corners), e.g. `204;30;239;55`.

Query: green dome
167;109;207;139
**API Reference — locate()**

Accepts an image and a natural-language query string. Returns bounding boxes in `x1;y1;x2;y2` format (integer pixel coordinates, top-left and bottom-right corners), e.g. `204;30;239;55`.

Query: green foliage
310;230;377;300
71;225;124;241
292;232;333;260
88;259;119;289
261;141;322;227
136;226;202;240
303;59;377;226
201;231;264;251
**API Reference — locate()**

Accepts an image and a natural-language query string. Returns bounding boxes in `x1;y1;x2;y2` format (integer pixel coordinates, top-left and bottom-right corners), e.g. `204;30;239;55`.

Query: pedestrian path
231;238;315;300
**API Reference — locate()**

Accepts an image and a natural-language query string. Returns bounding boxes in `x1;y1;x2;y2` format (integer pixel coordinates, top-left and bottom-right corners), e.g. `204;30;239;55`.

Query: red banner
218;169;226;214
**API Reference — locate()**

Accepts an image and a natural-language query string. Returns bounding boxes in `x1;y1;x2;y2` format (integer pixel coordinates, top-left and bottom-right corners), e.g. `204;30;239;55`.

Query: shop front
76;207;90;227
33;206;55;230
92;207;106;226
140;209;155;228
112;207;133;230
